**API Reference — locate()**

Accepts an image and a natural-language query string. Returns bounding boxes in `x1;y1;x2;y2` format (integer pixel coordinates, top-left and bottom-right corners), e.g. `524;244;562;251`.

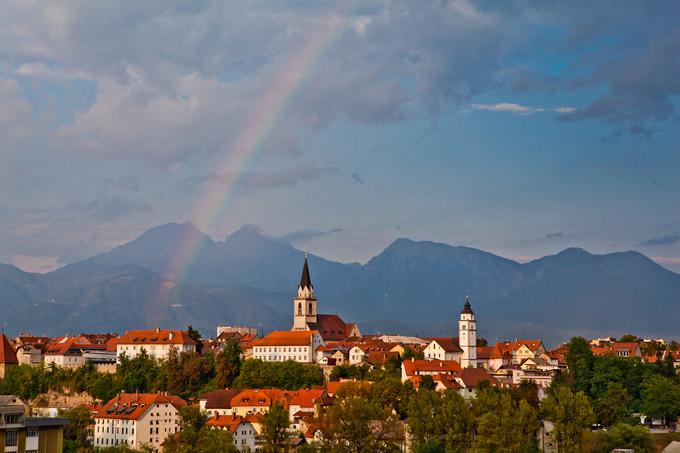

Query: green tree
60;405;93;453
215;336;242;388
474;388;537;452
586;423;654;453
511;380;540;409
261;402;290;452
403;347;424;360
594;382;630;426
541;384;595;453
566;337;595;395
164;405;238;453
187;325;203;354
407;388;442;447
439;390;474;451
419;375;436;391
640;375;680;426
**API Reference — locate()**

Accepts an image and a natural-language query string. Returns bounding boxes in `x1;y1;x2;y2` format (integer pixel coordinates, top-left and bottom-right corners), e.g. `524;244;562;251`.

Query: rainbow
164;10;350;285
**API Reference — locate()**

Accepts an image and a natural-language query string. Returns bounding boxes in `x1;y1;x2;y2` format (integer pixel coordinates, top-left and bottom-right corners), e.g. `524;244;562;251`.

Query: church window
309;302;313;314
297;303;302;315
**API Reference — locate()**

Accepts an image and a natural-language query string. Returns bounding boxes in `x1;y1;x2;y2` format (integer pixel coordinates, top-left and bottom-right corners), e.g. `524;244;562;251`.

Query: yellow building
0;395;68;453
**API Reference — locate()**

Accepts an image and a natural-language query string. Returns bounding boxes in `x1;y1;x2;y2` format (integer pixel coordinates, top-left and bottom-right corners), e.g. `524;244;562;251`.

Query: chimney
169;331;175;340
411;357;414;363
156;327;161;333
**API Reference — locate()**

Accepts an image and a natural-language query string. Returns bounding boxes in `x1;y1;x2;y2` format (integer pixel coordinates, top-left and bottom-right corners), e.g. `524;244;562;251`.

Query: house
0;395;69;453
610;342;642;358
455;368;500;399
401;358;462;384
230;389;279;417
491;340;546;365
0;334;18;378
251;330;325;363
115;328;197;362
206;414;256;451
93;392;186;451
198;389;242;417
348;341;396;365
423;338;463;362
15;345;42;367
44;336;117;369
291;256;361;341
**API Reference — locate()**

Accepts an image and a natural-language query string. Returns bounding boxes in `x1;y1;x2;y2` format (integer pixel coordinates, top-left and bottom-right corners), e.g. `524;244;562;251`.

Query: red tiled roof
94;393;186;421
324;380;373;396
252;330;318;347
207;414;249;432
402;359;462;377
0;334;18;364
459;368;498;388
116;329;196;346
367;351;400;366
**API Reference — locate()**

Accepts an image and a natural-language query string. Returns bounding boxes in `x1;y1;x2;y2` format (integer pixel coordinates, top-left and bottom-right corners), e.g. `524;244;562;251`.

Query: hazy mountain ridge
1;223;679;344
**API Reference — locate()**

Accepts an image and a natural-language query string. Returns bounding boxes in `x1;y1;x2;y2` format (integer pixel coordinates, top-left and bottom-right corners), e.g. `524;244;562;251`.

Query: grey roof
25;417;70;427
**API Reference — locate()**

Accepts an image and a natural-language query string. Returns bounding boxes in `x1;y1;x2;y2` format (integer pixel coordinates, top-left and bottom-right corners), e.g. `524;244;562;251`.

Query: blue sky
0;1;679;272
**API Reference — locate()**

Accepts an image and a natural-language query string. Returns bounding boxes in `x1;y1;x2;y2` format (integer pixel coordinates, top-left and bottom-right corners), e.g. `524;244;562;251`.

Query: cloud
638;233;680;247
187;165;336;193
544;232;565;239
68;197;151;223
470;103;577;115
279;228;343;245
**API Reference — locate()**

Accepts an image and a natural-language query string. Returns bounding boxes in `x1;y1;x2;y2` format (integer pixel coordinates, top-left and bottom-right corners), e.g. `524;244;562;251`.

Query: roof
367;351;400;366
299;256;313;291
495;340;544;354
251;330;318;347
206;414;249;432
433;374;463;389
115;329;196;346
307;314;354;341
402;359;462;377
461;296;474;315
0;334;18;364
94;393;186;421
25;417;70;427
0;395;24;406
428;338;463;353
325;380;373;396
199;389;241;409
476;346;493;359
45;336;100;356
230;389;273;408
459;368;498;388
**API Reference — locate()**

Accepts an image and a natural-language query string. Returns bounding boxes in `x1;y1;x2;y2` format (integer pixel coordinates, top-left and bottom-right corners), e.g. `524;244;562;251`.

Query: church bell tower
458;296;477;368
292;254;318;330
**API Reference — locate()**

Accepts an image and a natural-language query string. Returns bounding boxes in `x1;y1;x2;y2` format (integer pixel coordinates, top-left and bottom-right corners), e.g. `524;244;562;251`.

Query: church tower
458;296;477;368
292;255;318;330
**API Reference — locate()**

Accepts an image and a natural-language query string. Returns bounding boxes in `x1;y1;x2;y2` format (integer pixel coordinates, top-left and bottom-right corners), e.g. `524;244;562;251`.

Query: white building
115;328;196;362
252;330;325;363
44;336;115;369
206;414;257;451
423;338;463;362
458;297;477;368
93;392;185;451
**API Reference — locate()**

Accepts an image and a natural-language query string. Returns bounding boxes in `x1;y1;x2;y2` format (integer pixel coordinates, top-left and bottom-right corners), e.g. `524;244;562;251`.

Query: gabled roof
251;330;318;347
307;314;355;341
402;359;462;377
206;414;250;432
94;393;186;421
428;337;463;353
116;329;196;346
0;334;18;364
199;389;241;409
495;340;544;354
458;368;498;388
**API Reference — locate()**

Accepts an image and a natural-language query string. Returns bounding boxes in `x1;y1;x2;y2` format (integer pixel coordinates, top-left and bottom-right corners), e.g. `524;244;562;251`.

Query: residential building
14;345;41;367
433;368;500;399
291;256;361;341
198;389;241;417
115;328;196;362
0;335;18;379
401;358;462;384
44;336;116;369
252;330;324;363
206;414;256;451
93;392;186;451
423;338;463;362
0;395;68;453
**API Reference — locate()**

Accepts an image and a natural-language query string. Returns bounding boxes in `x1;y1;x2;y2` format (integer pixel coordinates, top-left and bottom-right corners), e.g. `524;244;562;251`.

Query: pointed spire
461;295;474;315
299;254;313;291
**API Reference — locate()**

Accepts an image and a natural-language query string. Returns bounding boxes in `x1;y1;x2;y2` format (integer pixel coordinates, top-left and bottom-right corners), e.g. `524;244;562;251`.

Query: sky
0;1;679;273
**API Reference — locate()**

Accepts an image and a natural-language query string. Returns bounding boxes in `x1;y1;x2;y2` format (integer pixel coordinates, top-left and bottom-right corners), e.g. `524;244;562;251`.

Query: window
4;413;21;424
6;430;18;447
27;427;39;437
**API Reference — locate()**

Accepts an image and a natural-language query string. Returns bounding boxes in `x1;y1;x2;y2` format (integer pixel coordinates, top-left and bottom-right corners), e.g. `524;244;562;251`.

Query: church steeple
458;295;477;368
292;254;318;330
299;254;313;292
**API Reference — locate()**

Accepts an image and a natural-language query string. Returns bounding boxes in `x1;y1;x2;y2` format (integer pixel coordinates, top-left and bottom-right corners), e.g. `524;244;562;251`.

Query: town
1;257;679;452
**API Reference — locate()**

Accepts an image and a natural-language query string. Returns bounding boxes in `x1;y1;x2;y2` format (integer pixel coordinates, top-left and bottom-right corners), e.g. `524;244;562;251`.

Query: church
291;256;361;341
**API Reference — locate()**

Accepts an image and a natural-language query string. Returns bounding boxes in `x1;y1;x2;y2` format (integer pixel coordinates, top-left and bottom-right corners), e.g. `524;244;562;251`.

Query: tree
60;405;93;453
474;388;538;453
262;402;290;452
439;390;474;451
164;405;238;453
594;382;630;426
215;336;242;388
419;375;436;391
566;337;595;395
585;423;654;453
640;375;680;426
403;347;424;360
407;388;442;447
541;384;595;453
511;380;540;409
187;325;203;354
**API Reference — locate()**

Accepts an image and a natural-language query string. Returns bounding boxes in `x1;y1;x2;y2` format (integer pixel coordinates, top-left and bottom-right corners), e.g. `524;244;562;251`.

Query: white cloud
470;103;577;115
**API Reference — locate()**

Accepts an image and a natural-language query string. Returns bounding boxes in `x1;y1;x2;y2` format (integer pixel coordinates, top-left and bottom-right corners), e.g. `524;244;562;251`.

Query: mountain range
2;222;679;346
